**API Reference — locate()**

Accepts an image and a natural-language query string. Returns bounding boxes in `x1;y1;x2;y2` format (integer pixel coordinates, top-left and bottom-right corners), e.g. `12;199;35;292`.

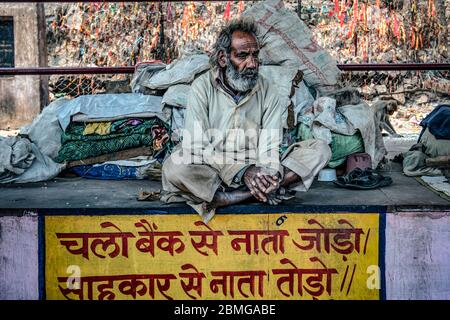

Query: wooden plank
66;146;154;168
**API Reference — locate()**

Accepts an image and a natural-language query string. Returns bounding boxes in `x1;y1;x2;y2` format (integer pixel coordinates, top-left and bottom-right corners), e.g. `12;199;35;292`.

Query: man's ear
218;51;226;68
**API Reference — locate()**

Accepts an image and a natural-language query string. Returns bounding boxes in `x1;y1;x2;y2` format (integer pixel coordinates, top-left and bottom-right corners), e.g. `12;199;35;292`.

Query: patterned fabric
55;118;168;162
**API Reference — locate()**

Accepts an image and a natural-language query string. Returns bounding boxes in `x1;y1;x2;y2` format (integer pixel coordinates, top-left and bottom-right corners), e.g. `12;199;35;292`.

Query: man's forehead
231;31;259;52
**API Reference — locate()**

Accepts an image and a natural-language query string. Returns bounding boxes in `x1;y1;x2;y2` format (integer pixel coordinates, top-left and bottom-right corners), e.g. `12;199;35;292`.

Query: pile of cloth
1;93;172;183
1;99;67;184
54;93;172;180
131;49;210;143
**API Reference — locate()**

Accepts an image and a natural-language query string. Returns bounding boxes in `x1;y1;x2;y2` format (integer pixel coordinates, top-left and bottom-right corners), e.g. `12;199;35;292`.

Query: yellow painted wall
46;213;380;300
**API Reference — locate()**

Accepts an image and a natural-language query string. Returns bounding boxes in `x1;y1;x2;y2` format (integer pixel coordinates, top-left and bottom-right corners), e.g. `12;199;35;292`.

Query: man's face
220;31;260;93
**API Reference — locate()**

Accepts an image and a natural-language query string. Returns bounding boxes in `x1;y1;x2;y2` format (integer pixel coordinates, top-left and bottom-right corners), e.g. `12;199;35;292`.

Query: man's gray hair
210;17;259;71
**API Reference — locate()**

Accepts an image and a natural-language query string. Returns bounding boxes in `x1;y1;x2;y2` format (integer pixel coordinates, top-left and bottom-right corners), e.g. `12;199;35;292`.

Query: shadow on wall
0;86;16;128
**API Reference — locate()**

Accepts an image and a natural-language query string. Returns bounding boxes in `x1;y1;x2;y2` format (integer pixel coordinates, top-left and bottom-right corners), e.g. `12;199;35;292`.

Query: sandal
333;168;392;190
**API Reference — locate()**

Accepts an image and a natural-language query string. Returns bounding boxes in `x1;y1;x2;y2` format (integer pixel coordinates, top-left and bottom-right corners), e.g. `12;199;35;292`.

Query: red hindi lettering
56;221;135;260
261;230;290;254
228;229;289;255
135;219;185;256
303;257;338;298
90;222;135;259
56;233;90;259
292;219;330;253
58;274;177;300
272;258;338;299
150;274;177;300
210;270;267;298
135;219;158;256
330;219;364;255
117;276;148;299
293;218;364;256
188;221;223;256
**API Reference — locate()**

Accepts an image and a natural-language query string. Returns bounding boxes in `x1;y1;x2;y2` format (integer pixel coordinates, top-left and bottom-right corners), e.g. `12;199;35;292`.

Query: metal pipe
0;0;244;2
1;64;449;76
0;67;136;75
337;64;450;71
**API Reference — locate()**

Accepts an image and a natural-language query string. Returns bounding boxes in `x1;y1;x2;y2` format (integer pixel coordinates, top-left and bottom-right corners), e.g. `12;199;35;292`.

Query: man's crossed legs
162;139;331;215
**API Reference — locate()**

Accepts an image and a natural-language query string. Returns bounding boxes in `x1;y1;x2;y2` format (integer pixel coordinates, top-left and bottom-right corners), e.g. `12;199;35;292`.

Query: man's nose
245;55;259;69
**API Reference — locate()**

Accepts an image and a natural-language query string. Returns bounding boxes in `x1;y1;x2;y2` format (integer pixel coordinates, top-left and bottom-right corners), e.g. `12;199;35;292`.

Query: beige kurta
162;70;331;222
181;70;284;185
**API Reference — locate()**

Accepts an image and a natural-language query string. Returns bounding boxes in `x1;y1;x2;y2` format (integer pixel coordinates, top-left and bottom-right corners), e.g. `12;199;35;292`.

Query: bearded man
162;18;331;219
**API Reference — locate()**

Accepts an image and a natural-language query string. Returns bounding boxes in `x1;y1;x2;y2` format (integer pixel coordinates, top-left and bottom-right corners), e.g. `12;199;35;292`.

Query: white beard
224;58;259;93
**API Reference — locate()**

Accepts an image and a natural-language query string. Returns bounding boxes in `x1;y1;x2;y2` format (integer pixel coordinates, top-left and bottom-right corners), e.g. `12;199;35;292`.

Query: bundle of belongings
402;104;450;200
1;100;67;184
54;93;171;180
1;93;172;183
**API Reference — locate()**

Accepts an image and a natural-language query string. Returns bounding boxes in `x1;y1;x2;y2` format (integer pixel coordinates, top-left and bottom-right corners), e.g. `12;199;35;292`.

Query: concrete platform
1;163;448;213
1;134;448;212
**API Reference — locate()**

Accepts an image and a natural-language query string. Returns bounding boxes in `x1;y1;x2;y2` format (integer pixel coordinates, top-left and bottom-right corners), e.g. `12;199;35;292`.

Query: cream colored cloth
162;139;331;223
403;128;450;177
181;70;284;186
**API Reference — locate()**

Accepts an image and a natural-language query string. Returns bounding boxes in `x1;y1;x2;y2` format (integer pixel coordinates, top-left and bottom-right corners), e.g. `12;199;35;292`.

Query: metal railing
1;63;448;99
0;63;449;135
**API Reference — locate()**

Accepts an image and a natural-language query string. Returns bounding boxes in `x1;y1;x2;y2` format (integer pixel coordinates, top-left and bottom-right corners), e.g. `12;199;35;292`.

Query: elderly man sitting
162;18;331;219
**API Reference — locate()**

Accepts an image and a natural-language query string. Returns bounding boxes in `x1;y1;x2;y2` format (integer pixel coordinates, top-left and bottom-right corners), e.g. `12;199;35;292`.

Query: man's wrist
233;165;252;184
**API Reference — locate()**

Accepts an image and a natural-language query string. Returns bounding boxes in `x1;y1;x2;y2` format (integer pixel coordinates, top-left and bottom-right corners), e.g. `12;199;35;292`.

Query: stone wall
0;4;42;129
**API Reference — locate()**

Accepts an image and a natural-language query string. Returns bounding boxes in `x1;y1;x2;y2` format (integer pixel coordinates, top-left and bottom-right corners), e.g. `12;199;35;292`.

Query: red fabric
224;1;231;21
329;0;339;17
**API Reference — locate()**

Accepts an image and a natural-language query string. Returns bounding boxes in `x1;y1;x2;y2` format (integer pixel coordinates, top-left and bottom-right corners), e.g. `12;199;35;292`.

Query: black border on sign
38;214;46;300
379;208;387;300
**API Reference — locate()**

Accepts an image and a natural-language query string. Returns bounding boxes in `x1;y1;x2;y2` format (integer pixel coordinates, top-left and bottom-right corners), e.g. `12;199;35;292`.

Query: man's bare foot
266;187;296;205
266;193;283;205
202;190;252;212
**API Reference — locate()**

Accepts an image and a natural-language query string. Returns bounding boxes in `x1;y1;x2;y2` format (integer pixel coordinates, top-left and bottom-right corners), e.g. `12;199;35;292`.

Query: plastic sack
243;0;341;94
161;84;191;108
70;159;159;180
143;54;210;90
130;62;166;94
0;136;65;184
57;93;168;131
298;123;365;168
19;98;68;159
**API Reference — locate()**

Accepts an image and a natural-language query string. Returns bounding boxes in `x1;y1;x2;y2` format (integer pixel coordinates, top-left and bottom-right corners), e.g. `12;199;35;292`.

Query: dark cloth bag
419;104;450;141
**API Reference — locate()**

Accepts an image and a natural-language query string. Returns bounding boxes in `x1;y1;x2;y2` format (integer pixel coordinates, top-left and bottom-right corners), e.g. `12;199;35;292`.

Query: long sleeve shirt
181;69;283;187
